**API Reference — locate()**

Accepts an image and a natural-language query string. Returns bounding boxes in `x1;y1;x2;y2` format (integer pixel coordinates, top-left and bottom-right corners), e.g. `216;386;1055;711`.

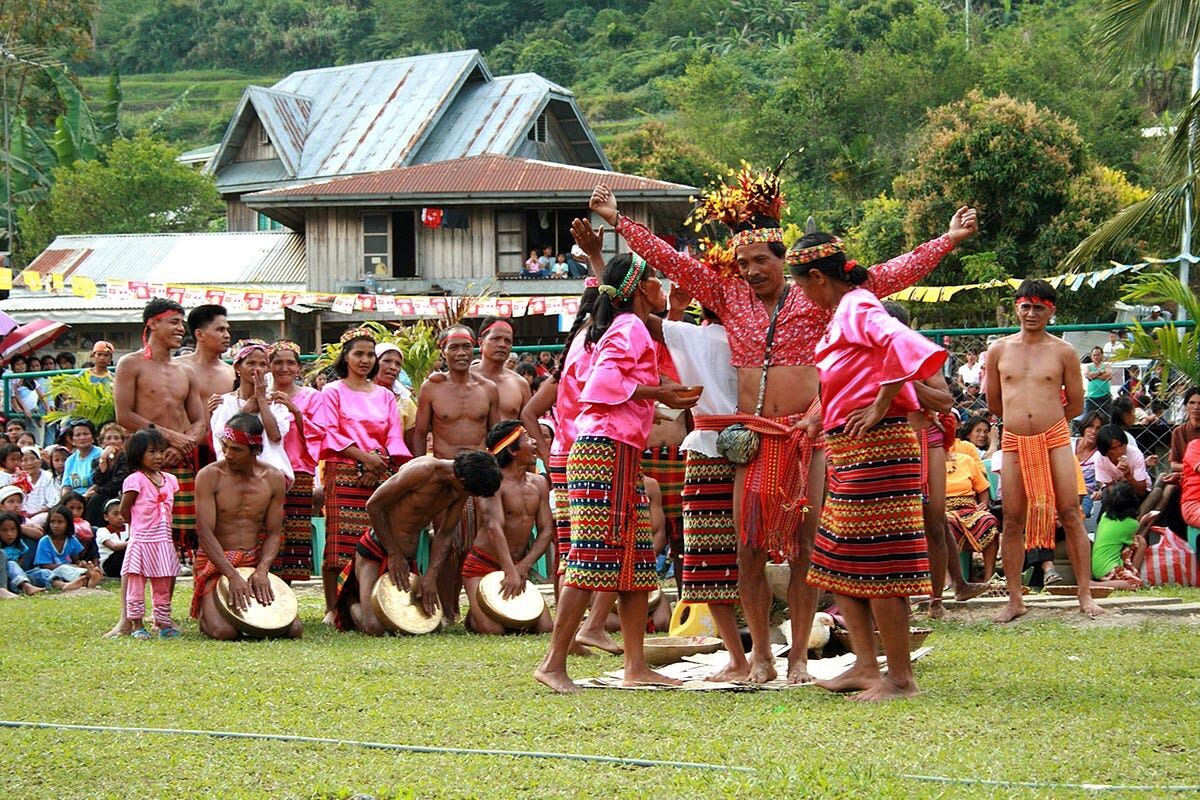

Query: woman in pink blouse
535;255;698;694
791;232;946;702
313;327;410;621
268;340;326;585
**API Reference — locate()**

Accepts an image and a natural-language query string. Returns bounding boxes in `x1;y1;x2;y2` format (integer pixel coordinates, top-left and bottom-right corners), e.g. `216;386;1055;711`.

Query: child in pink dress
120;427;181;640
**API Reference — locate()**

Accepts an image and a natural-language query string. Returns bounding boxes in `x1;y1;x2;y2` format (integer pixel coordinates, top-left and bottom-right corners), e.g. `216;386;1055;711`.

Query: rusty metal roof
26;231;307;285
246;155;693;203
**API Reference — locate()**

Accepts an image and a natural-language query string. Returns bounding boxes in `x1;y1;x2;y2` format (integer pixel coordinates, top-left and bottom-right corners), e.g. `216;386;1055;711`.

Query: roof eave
245;189;693;208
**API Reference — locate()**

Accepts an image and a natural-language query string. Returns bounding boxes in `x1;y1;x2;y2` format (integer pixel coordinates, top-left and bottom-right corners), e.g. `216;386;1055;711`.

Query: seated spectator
551;253;570;278
4;419;25;444
95;499;128;578
959;383;987;415
9;354;46;420
1169;386;1200;472
1091;483;1153;589
55;351;76;372
33;505;101;590
45;445;66;494
0;443;23;488
0;511;43;594
0;485;41;549
22;447;58;525
515;362;537;387
1179;437;1200;531
566;246;589;278
1095;424;1150;496
944;444;1000;581
87;425;129;527
523;249;546;278
961;414;999;462
535;350;554;378
538;245;555;274
60;491;95;559
15;431;34;447
62;420;101;492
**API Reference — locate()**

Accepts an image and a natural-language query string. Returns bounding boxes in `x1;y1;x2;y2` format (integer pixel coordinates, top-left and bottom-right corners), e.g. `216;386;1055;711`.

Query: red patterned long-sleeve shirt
616;216;954;368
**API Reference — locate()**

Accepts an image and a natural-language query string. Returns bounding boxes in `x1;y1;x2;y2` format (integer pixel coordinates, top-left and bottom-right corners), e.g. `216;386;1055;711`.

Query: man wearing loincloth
986;280;1103;623
110;298;205;638
462;421;554;635
472;318;532;423
413;325;500;622
176;304;235;466
333;452;502;635
594;179;979;683
192;413;301;640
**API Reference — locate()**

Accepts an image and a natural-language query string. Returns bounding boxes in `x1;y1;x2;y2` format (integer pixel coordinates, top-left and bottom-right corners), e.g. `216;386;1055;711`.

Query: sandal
1043;568;1063;586
131;629;151;640
158;627;182;639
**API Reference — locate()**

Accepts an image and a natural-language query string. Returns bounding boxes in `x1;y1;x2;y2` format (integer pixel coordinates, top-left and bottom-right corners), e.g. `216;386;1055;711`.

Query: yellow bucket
668;601;719;638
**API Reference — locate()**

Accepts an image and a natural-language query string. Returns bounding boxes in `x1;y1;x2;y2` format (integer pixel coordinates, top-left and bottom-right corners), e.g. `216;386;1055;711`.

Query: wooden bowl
1046;585;1114;598
677;386;704;400
833;627;933;657
643;635;723;667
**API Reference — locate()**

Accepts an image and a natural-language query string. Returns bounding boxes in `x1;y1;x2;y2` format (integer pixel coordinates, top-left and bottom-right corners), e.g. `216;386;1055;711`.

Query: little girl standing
119;427;181;640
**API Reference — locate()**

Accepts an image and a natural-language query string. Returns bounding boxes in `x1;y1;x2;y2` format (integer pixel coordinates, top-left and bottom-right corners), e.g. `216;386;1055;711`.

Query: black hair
1014;279;1056;304
1111;395;1135;427
333;335;379;380
143;297;184;323
44;504;74;538
1186;386;1200;405
485;420;525;469
958;414;990;441
61;490;85;510
0;443;20;466
531;374;548;393
1074;411;1105;435
1096;424;1126;456
478;318;513;342
734;215;788;259
187;304;228;335
125;425;169;471
68;419;97;438
1101;481;1139;522
881;300;910;326
56;350;76;366
554;287;599;381
587;255;649;347
5;419;25;431
225;412;265;455
515;362;537;379
453;450;502;497
788;231;869;286
0;511;21;540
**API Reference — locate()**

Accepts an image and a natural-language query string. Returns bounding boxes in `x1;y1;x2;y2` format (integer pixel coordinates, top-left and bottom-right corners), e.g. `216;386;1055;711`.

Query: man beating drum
191;413;303;640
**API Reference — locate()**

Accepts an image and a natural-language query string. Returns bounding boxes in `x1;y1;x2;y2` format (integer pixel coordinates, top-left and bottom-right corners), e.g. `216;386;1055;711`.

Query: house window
256;213;283;231
258;124;271;147
527;113;548;143
363;213;390;275
495;211;525;274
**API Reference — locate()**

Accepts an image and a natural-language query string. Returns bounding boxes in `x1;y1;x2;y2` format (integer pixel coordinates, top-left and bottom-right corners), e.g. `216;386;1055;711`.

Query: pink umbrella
0;319;68;362
0;311;17;337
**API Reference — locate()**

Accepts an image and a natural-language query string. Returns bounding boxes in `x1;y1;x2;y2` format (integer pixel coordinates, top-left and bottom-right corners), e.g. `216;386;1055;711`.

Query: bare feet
708;659;751;682
816;665;880;693
993;600;1028;624
848;675;920;702
953;581;991;601
534;666;581;694
575;630;623;655
568;640;594;657
21;582;45;595
102;621;132;638
745;654;778;684
0;587;16;599
1078;597;1105;618
786;658;814;685
622;665;682;687
86;569;104;588
61;576;87;591
927;600;946;620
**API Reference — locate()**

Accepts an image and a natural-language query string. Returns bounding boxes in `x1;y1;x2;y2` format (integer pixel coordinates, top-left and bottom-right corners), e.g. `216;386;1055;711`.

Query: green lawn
5;585;1200;799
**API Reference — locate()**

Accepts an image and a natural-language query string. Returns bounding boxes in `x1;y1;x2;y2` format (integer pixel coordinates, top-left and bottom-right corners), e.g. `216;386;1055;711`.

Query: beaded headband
728;227;784;250
598;255;647;302
584;277;599;288
268;340;301;360
490;426;524;455
787;237;845;266
221;425;262;447
340;326;375;345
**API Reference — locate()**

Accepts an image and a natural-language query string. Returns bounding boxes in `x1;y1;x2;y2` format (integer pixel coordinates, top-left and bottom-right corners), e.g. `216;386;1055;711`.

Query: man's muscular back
374;458;468;556
175;353;235;401
987;334;1081;436
473;365;528;420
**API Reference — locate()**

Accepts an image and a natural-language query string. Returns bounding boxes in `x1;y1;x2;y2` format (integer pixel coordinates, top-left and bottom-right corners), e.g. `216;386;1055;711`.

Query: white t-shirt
661;321;738;458
957;362;982;386
209;393;294;484
1094;446;1150;488
96;525;129;564
23;470;59;515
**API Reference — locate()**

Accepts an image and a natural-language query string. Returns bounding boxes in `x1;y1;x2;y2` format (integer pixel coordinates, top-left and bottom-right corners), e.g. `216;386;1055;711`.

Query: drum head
476;571;545;629
370;572;441;634
215;567;298;637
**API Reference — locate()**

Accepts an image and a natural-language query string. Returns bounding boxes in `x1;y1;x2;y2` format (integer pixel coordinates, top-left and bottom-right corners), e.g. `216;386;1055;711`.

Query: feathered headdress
685;154;796;257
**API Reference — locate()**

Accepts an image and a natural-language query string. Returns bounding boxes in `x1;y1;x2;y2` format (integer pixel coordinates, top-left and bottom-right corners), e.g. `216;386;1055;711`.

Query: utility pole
1179;49;1199;321
964;0;970;50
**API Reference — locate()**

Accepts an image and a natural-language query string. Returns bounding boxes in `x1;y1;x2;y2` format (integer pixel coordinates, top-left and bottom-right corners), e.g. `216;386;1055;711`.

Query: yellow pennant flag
51;273;65;291
21;270;41;291
0;268;10;291
71;275;97;299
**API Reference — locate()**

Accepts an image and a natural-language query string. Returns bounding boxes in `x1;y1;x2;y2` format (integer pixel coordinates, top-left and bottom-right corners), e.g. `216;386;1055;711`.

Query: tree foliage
607;121;726;187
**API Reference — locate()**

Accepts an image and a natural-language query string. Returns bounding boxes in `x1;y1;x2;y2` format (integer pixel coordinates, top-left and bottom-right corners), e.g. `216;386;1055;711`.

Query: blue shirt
35;535;82;566
63;448;101;490
2;540;27;561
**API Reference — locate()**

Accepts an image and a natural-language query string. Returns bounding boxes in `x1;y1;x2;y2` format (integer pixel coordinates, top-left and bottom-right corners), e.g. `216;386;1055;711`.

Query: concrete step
1127;602;1200;617
1096;595;1182;608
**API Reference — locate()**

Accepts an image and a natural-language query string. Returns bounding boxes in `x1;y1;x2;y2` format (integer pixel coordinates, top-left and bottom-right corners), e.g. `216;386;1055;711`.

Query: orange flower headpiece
686;159;790;245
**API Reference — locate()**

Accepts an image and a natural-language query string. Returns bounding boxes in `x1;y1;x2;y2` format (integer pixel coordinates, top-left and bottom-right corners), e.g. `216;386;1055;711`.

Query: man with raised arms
191;413;301;640
472;318;532;422
412;324;501;621
110;298;205;637
462;421;554;634
986;279;1103;623
333;451;502;635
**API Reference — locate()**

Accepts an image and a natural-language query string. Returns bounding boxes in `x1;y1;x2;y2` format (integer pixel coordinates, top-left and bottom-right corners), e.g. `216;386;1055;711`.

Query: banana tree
1121;270;1200;387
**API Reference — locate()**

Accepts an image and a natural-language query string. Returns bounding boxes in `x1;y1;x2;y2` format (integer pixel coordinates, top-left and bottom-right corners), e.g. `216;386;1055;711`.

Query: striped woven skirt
945;495;999;553
273;471;314;583
564;436;658;593
807;419;932;599
549;451;571;577
642;444;686;549
323;460;381;571
680;452;739;605
166;453;198;555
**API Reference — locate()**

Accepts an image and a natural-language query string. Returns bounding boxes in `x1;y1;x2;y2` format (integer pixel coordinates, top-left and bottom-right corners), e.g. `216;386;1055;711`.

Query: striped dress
120;470;182;579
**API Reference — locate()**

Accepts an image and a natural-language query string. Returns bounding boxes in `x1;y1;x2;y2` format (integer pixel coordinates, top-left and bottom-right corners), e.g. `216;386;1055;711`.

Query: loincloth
189;545;261;619
460;546;502;580
1001;417;1070;550
333;528;418;632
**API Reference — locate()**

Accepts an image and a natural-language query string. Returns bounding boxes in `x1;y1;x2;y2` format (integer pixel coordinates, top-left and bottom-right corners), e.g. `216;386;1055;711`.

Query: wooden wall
305;207;361;293
236;117;278;163
226;197;257;232
415;209;496;280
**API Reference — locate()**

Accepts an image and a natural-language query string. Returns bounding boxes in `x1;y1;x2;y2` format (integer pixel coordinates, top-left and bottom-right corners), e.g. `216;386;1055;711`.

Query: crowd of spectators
522;245;589;279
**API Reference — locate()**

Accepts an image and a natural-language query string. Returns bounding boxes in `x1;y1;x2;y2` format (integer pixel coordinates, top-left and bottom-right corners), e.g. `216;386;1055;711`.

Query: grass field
5;584;1200;799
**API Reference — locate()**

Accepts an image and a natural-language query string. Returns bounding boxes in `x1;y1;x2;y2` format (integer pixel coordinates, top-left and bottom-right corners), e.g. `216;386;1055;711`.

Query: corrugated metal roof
26;231;307;285
245;86;311;175
248;155;693;201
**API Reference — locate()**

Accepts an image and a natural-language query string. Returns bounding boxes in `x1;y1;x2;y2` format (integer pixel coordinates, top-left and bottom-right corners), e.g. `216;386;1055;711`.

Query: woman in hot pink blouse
313;327;410;620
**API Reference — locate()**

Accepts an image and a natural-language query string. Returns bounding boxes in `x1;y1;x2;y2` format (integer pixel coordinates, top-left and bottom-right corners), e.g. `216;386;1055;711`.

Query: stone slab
1127;603;1200;617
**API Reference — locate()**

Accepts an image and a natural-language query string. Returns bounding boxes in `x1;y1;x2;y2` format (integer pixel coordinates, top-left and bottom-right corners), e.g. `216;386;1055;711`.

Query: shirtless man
462;420;554;635
334;451;502;635
191;413;301;640
413;324;501;621
472;318;532;422
110;298;205;637
176;304;235;462
986;280;1103;623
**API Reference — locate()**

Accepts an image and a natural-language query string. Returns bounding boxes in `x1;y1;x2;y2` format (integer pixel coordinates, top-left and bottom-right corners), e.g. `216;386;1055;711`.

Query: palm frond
1059;176;1192;270
44;373;115;426
1096;0;1200;64
1163;88;1200;176
1122;271;1200;386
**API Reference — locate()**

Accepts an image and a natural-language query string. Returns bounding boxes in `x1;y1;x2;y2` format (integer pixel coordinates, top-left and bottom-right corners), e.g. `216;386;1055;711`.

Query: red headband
442;330;476;347
1015;296;1055;311
141;310;178;359
490;427;523;455
481;320;513;338
221;425;262;448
